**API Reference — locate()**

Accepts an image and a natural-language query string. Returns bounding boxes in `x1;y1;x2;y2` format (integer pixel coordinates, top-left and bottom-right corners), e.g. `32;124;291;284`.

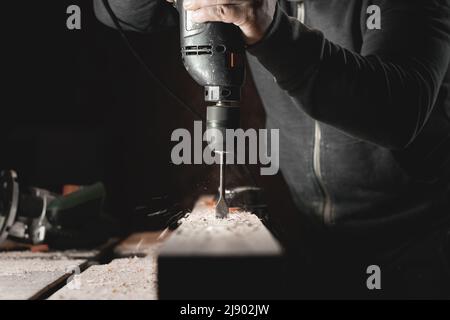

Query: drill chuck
206;104;240;152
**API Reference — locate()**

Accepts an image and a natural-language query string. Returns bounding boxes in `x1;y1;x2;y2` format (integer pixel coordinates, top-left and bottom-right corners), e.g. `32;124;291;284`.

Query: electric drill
176;0;246;218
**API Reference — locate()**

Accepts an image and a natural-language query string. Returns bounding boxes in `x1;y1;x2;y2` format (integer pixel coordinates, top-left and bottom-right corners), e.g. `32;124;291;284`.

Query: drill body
177;0;245;152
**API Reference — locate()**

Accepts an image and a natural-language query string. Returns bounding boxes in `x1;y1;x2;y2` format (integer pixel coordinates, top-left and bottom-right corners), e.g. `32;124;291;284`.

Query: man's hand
180;0;276;45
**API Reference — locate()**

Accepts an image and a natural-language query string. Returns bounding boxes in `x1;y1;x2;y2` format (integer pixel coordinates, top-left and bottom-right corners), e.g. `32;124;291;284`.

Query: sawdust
49;255;159;300
178;205;262;237
0;259;84;276
176;205;264;242
0;257;85;300
0;250;99;261
160;203;281;256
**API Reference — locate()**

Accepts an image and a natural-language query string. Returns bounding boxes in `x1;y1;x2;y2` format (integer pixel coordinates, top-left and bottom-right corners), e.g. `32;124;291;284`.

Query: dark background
1;0;303;247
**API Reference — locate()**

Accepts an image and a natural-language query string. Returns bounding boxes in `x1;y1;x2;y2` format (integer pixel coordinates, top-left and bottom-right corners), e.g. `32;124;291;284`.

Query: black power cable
101;0;204;121
100;0;257;186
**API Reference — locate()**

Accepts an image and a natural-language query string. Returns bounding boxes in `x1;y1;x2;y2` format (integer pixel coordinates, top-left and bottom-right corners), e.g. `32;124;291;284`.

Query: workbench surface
0;202;282;300
0;232;165;300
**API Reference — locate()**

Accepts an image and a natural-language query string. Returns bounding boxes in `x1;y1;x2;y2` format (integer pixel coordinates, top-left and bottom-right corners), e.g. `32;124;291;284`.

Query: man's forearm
248;1;450;150
93;0;177;33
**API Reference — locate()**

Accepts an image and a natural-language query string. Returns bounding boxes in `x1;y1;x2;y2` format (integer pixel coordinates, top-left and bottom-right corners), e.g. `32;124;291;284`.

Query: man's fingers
184;0;248;11
184;0;275;45
191;5;247;25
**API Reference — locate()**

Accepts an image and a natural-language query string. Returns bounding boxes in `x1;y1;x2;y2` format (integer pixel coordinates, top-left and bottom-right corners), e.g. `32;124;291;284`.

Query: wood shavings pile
161;203;281;256
177;206;262;238
0;256;85;300
0;259;84;276
49;255;158;300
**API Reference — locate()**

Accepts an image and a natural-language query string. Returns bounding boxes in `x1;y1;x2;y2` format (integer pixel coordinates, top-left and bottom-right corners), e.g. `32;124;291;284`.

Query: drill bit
215;151;229;219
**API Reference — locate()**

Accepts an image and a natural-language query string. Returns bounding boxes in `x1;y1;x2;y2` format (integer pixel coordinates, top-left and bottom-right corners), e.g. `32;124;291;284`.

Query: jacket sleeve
248;0;450;150
93;0;178;33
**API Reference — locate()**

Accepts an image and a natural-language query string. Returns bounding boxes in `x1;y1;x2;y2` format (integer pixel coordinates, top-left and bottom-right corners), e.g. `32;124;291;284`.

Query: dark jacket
94;0;450;237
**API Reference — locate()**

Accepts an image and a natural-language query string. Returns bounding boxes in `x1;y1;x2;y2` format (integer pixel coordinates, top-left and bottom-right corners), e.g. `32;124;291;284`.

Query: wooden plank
0;256;86;300
49;256;158;300
50;234;167;300
160;209;280;256
0;239;120;299
0;249;100;261
158;198;284;299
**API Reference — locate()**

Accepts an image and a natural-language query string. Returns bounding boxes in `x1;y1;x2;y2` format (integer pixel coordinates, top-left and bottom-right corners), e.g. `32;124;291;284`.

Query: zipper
313;121;333;224
297;1;305;23
297;2;332;223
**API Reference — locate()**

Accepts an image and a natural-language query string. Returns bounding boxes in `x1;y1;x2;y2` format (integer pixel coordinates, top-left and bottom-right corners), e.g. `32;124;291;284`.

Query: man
94;0;450;297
